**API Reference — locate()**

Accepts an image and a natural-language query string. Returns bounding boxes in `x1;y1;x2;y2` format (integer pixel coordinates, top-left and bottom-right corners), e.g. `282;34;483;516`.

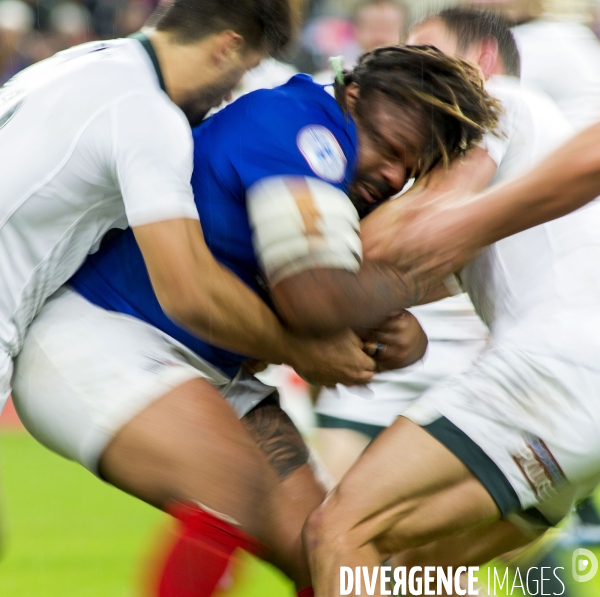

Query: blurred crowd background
2;0;600;86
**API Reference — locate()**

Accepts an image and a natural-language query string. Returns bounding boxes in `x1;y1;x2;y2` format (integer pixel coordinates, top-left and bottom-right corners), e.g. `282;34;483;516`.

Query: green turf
2;430;600;597
0;431;293;596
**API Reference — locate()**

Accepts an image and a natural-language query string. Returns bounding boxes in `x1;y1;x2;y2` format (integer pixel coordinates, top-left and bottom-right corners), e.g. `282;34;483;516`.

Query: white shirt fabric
0;37;199;404
465;75;600;364
234;58;297;99
401;78;600;522
512;19;600;130
317;76;596;430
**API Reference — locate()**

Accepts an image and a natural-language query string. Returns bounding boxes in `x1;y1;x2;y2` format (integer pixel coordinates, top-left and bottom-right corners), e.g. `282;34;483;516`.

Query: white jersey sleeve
111;91;199;226
477;77;518;168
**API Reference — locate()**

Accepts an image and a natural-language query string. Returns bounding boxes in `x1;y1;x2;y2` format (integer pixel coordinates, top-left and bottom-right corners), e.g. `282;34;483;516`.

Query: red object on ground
297;587;314;597
157;501;263;597
0;396;24;429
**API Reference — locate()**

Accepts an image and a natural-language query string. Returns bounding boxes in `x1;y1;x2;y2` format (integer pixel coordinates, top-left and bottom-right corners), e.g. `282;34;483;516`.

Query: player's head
152;0;293;125
353;0;407;52
407;8;520;79
466;0;543;25
334;45;500;217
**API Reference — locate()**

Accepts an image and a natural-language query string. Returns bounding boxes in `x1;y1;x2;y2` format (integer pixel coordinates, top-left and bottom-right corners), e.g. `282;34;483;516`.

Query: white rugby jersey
0;35;198;364
512;20;600;131
464;76;600;362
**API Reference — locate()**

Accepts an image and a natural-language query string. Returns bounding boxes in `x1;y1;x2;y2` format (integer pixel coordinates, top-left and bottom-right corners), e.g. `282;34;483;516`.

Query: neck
144;28;214;106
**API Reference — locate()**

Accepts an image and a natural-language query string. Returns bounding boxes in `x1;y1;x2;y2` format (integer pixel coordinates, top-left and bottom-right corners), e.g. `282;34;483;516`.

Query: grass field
0;431;294;597
1;429;600;597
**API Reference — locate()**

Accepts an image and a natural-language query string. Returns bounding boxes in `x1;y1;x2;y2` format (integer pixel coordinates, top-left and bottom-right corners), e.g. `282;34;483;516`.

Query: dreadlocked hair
333;45;501;176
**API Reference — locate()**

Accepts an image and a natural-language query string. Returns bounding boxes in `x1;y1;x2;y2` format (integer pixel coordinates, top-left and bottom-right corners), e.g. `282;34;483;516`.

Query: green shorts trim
422;416;522;518
315;414;385;441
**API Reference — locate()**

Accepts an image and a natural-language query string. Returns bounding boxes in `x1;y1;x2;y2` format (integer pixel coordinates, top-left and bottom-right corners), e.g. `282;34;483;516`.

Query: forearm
467;122;600;248
134;220;295;366
135;219;376;386
416;280;452;305
169;258;294;365
168;263;381;387
272;261;428;336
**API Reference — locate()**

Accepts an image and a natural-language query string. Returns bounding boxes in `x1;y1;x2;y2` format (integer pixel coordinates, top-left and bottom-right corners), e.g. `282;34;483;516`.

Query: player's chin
181;103;211;128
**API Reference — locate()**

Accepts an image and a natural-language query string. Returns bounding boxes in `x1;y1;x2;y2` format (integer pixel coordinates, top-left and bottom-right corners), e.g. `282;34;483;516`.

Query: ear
211;30;244;67
477;37;500;78
345;83;360;115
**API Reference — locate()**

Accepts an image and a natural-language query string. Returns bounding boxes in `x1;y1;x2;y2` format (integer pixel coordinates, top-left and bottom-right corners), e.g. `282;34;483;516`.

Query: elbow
273;293;348;337
281;306;348;337
402;332;428;368
271;269;372;336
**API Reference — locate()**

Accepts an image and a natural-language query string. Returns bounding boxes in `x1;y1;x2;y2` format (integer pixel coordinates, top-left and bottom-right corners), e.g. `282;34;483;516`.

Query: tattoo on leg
243;395;309;480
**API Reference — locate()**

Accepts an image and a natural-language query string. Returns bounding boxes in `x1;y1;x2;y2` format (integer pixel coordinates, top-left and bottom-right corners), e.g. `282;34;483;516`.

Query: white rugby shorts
12;287;275;474
403;341;600;529
315;337;488;432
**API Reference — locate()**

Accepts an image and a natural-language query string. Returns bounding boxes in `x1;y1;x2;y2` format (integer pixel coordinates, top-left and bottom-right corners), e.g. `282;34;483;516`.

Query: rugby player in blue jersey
11;46;497;597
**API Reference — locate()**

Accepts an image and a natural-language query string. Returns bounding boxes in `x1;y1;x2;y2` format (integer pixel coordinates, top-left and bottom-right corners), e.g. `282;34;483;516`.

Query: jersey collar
129;31;166;93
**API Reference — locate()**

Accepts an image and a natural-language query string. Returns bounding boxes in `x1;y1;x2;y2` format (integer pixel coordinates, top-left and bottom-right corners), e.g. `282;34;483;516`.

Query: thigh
402;343;600;529
242;397;327;585
389;521;541;597
311;417;500;555
393;519;541;570
304;417;500;597
100;378;277;531
12;287;227;473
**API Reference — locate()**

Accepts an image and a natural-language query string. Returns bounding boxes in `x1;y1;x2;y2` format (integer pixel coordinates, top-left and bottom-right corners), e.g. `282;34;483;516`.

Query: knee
302;489;353;553
306;484;424;558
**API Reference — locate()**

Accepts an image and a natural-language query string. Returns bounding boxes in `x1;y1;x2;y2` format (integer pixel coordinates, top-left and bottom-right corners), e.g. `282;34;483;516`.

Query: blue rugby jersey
69;75;358;377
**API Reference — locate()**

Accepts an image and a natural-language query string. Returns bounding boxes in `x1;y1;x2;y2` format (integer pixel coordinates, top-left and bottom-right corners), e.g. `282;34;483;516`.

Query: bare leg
315;428;371;482
242;395;326;585
395;519;540;570
304;417;500;597
100;379;325;587
390;520;542;595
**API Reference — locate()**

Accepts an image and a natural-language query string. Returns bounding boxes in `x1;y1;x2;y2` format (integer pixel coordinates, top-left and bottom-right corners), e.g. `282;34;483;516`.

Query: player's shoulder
487;75;569;130
191;74;356;191
18;38;160;104
209;74;351;142
485;75;524;108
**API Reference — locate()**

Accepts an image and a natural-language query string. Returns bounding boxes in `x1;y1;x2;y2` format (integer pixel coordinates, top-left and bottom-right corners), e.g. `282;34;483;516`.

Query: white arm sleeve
247;176;362;285
111;92;199;226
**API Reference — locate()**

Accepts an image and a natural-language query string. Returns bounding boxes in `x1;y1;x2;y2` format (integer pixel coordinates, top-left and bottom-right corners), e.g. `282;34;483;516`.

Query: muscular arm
455;122;600;247
386;123;600;278
271;261;426;336
134;219;294;363
361;147;499;266
248;175;430;336
134;219;377;387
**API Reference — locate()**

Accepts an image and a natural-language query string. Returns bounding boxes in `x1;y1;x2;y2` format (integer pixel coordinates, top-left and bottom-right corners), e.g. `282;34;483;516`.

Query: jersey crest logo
512;434;566;501
297;125;347;183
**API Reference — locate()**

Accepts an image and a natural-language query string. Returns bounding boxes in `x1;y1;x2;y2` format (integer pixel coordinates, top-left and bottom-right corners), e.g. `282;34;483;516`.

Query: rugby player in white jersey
304;10;600;595
0;0;383;410
471;0;600;131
